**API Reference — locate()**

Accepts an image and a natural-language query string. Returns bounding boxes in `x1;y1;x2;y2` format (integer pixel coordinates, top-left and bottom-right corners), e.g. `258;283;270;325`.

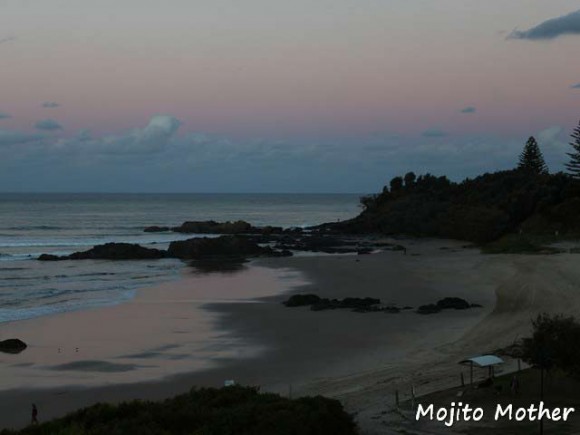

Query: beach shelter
459;355;504;385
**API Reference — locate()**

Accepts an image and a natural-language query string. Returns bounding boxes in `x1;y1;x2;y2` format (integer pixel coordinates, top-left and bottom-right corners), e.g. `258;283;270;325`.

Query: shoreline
2;239;579;432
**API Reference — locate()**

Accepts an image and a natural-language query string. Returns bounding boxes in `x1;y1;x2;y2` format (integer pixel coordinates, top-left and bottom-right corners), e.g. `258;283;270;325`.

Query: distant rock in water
38;243;167;261
144;226;170;233
170;220;283;235
0;338;27;354
38;254;61;261
167;235;290;260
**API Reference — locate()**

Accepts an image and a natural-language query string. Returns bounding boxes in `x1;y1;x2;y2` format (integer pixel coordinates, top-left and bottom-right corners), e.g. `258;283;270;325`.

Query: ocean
0;193;361;323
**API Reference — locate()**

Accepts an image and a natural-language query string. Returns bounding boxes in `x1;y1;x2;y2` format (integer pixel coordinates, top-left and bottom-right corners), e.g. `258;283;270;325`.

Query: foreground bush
1;386;357;435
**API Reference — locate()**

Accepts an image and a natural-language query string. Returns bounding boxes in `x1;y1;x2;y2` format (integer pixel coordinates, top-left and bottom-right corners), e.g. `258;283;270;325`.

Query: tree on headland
565;120;580;179
518;136;548;175
389;176;404;192
404;172;417;188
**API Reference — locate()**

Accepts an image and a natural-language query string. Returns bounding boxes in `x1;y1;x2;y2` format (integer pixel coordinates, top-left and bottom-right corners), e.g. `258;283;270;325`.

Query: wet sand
1;239;578;433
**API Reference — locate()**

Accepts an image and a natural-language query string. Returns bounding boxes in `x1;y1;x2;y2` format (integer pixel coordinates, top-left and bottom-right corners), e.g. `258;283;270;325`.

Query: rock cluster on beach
283;294;481;315
145;220;406;255
39;218;410;263
416;297;482;314
282;294;402;313
38;236;292;262
144;220;288;235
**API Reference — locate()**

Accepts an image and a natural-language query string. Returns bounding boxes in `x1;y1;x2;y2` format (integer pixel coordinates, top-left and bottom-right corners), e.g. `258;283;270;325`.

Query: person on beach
31;404;38;424
510;375;519;395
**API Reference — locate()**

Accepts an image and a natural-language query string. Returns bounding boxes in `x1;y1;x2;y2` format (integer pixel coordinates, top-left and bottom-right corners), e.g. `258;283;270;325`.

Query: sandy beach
1;239;579;433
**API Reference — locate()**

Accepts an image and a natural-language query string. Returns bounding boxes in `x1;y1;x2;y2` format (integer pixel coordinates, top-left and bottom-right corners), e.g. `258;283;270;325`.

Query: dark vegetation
1;386;357;435
319;124;580;244
322;169;580;243
522;313;580;378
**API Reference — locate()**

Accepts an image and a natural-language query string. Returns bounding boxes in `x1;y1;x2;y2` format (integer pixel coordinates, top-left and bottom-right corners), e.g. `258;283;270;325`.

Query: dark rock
144;226;170;233
189;258;248;274
37;254;61;261
383;306;401;314
173;220;252;234
274;235;360;254
283;227;304;234
436;297;470;310
283;294;322;307
171;220;283;235
417;297;477;314
416;304;441;315
167;236;283;260
39;243;166;261
311;299;338;311
311;297;381;312
0;338;27;354
340;297;381;309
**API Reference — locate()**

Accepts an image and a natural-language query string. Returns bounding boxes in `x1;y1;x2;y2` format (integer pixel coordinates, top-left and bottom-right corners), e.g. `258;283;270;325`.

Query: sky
1;0;579;193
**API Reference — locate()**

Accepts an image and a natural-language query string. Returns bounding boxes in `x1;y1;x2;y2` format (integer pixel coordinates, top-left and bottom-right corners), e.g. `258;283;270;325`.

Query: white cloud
538;126;566;151
58;115;182;155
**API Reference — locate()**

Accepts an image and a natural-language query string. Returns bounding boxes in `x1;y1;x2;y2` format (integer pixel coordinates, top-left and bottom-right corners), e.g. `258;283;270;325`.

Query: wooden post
460;372;465;387
518;358;521;372
395;390;399;408
470;362;474;386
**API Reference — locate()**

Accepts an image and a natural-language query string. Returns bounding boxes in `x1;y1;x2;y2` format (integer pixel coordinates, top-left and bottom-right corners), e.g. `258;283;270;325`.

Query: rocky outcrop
167;236;290;260
38;243;167;261
282;294;390;313
170;220;283;235
274;235;361;254
144;226;170;233
0;338;27;354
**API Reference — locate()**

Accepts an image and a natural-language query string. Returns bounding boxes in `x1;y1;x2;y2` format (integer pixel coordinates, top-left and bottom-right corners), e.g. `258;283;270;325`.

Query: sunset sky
1;0;579;192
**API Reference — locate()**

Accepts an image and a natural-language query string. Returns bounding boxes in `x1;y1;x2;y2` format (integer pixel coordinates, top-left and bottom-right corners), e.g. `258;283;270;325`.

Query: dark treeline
322;121;580;243
2;386;356;435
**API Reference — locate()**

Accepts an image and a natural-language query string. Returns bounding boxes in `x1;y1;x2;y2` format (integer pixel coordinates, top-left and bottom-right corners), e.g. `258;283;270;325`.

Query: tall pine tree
518;136;548;175
565;120;580;179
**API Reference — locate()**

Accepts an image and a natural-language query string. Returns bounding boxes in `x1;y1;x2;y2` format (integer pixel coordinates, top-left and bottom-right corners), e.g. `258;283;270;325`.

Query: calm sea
0;193;361;323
